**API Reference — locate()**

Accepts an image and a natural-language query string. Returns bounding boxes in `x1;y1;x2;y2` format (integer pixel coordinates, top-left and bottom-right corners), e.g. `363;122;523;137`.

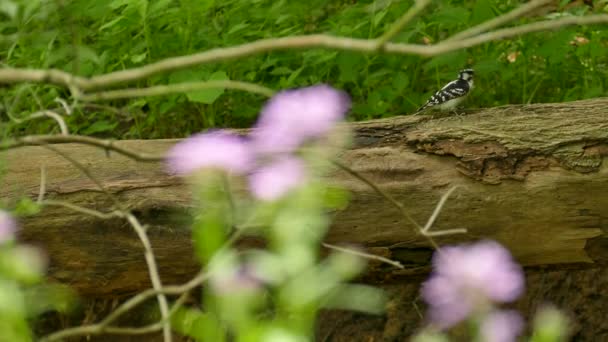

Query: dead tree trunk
2;98;608;298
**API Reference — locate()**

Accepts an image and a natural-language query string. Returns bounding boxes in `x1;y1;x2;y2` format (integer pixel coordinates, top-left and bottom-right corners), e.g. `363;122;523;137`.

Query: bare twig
435;14;608;54
332;160;469;249
1;14;606;92
10;110;69;135
36;144;172;342
125;213;172;342
332;159;423;229
37;166;46;204
54;97;72;115
40;290;192;341
81;80;275;101
425;228;468;237
1;135;166;162
375;0;432;48
40;272;208;341
331;159;442;249
42;200;121;220
444;0;553;42
421;186;457;234
322;242;404;269
39;144;122;207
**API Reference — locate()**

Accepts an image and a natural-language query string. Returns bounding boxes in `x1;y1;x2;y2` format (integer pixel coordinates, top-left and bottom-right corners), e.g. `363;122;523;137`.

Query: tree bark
2;98;608;297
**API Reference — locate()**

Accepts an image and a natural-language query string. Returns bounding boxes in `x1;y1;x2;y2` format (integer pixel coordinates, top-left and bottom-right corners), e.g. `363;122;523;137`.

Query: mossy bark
2;98;608;296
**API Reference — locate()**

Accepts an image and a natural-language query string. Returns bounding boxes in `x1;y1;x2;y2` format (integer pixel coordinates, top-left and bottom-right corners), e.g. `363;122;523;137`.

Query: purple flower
421;240;524;329
211;264;264;295
249;157;306;201
480;310;524;342
252;84;350;154
0;210;16;243
167;130;253;175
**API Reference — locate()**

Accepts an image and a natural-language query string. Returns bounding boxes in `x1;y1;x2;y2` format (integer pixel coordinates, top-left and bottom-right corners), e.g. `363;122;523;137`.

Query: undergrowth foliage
1;0;607;138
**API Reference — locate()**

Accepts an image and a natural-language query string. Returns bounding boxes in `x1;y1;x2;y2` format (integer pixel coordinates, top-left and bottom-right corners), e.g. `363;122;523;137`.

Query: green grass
1;0;607;139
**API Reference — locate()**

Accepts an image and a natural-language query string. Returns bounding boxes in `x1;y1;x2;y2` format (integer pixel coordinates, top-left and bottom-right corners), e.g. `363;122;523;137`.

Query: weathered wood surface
2;98;608;296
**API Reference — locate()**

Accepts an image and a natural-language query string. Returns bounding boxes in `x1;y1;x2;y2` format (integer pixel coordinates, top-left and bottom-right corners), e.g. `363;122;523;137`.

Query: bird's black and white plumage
414;69;474;114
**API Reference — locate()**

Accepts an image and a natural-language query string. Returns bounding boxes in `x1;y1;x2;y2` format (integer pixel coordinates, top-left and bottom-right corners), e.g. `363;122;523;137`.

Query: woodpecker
414;68;474;115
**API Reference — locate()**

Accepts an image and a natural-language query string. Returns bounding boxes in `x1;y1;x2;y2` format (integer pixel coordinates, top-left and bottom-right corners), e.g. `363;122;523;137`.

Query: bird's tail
413;103;429;115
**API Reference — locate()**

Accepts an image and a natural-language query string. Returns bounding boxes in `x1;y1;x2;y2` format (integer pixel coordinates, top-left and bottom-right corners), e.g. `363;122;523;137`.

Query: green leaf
13;198;40;216
433;5;469;26
172;308;226;342
149;0;172;16
99;16;124;31
130;52;147;64
322;186;350;210
226;22;250;35
391;71;410;92
270;66;292;75
109;0;131;10
423;51;467;71
0;0;18;19
24;284;76;317
78;45;102;65
537;30;575;64
282;66;304;88
372;9;388;27
186;71;229;104
471;0;495;25
337;52;364;83
323;284;386;314
82;120;118;135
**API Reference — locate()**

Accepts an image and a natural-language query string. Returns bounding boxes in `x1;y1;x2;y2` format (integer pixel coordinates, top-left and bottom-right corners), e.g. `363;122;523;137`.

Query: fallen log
1;98;608;298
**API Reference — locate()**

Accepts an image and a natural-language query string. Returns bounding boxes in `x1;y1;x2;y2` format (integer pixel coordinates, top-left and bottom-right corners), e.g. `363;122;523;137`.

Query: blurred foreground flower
0;210;16;243
167;131;253;175
249;157;306;201
480;310;523;342
421;240;524;329
167;84;351;201
252;84;350;154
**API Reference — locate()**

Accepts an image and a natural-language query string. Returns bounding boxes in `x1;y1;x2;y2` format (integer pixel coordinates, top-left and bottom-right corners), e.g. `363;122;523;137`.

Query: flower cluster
167;84;350;201
421;240;525;341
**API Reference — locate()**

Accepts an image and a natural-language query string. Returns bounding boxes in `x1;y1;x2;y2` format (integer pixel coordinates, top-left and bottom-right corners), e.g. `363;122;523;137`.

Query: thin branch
81;80;275;101
81;36;385;90
42;200;121;220
36;143;172;342
10;110;69;135
54;97;72;115
431;14;608;55
40;290;191;341
37;166;46;204
444;0;554;42
331;159;421;230
322;242;404;269
1;135;166;162
40;271;208;342
332;160;470;249
125;213;172;342
0;67;84;89
421;186;458;234
425;228;468;237
2;14;606;91
331;159;442;249
375;0;432;48
39;144;122;208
